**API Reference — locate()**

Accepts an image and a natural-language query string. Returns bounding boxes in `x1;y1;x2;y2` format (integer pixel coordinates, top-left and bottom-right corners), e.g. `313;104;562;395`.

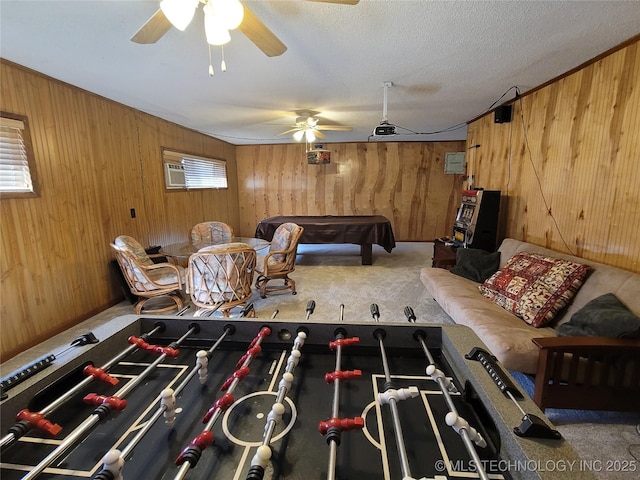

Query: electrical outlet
130;208;136;219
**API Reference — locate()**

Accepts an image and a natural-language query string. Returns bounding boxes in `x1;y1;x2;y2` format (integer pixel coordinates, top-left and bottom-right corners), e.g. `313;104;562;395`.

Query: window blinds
0;117;34;193
162;150;228;189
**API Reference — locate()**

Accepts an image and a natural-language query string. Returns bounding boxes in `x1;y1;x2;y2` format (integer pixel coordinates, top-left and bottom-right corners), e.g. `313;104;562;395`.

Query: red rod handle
83;364;119;386
128;336;179;357
16;409;62;436
236;345;262;368
221;366;250;391
329;337;360;351
203;393;235;423
83;393;127;411
324;369;362;384
175;430;214;466
318;417;364;435
248;327;272;348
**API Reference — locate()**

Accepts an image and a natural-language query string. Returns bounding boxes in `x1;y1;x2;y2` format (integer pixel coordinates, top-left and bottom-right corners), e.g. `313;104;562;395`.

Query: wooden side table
432;239;458;270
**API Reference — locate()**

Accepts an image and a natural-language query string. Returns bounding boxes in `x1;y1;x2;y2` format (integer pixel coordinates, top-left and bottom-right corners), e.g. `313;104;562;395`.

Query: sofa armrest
532;336;640;411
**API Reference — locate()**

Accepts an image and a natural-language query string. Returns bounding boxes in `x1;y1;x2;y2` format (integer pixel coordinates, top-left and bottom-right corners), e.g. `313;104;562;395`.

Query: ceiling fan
278;112;353;142
131;0;360;58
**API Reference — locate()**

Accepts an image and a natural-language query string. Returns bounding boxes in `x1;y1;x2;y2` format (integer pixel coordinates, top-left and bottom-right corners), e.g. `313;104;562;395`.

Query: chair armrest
265;242;298;258
261;243;299;274
533;336;640;350
532;336;640;411
140;262;184;289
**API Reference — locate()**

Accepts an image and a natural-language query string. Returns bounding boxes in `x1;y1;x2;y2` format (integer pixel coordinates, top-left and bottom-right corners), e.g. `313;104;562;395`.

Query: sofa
421;238;640;411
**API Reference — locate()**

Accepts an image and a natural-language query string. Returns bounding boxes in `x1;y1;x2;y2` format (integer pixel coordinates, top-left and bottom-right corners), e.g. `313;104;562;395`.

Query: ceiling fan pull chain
208;44;214;76
221;45;227;72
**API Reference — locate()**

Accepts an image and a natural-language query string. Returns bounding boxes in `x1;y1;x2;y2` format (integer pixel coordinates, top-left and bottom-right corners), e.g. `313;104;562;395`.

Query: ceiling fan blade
131;9;173;44
305;0;360;4
313;129;327;139
238;5;287;57
316;125;353;131
278;128;300;136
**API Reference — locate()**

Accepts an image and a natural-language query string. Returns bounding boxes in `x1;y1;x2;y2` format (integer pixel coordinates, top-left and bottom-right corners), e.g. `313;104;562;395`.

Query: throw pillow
450;248;501;283
557;293;640;338
479;252;591;327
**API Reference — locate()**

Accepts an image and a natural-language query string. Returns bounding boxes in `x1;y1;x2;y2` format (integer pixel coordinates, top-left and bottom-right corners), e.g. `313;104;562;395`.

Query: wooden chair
190;221;233;244
111;235;185;314
255;223;304;298
187;242;256;317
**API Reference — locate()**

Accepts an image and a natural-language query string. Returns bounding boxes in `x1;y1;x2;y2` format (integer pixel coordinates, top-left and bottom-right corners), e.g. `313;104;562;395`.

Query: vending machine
452;189;501;251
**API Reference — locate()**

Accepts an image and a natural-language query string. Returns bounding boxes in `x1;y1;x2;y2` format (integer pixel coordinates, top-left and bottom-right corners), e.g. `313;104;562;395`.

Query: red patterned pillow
478;252;591;327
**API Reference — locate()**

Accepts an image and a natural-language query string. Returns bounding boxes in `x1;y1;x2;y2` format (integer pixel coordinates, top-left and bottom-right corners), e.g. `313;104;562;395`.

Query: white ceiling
1;1;639;145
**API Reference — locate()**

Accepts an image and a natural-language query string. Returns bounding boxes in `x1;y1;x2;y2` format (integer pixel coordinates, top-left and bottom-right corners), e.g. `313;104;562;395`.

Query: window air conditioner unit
164;163;186;189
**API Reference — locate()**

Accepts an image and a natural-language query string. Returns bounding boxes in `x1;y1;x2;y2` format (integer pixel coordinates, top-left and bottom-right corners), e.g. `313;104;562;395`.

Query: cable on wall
515;87;575;255
134;115;154;248
506;103;514;198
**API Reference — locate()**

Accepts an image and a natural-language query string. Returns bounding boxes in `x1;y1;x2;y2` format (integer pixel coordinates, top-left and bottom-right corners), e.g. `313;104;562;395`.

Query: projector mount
373;81;396;136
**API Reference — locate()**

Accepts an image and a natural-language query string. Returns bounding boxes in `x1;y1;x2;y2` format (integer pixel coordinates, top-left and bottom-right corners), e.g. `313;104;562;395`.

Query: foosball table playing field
0;304;589;480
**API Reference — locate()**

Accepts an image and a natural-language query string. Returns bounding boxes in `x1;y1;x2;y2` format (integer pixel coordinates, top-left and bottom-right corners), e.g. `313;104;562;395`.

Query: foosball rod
0;324;165;451
95;324;237;480
405;307;490;480
326;320;344;480
319;303;363;480
173;325;272;480
371;304;414;480
22;323;200;480
248;322;309;480
262;302;313;445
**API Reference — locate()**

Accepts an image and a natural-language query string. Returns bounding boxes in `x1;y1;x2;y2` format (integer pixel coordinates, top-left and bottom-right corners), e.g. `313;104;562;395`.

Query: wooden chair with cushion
111;235;185;314
255;223;304;298
187;242;256;317
190;221;233;244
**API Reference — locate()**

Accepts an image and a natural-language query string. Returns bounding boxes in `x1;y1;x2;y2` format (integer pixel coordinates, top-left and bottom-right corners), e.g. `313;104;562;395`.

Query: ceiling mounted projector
372;81;396;136
373;121;396;136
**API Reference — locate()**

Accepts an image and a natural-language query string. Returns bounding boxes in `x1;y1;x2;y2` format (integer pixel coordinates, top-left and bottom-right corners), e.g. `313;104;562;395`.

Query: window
162;149;227;190
0;112;39;198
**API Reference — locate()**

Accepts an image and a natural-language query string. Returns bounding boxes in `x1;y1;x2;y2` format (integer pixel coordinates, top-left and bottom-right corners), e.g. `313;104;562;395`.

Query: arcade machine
452;189;501;252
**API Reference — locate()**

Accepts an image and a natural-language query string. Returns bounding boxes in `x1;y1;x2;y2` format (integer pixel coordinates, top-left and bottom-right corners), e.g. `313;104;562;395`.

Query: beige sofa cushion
420;267;556;373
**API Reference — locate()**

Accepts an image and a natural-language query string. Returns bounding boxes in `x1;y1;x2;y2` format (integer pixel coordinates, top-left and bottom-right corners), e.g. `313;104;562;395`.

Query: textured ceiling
1;0;639;145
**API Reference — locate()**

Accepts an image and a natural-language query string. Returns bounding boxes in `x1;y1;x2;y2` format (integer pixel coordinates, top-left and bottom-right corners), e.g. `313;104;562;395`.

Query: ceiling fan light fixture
293;130;305;142
204;3;231;45
305;129;316;143
209;0;245;30
160;0;199;31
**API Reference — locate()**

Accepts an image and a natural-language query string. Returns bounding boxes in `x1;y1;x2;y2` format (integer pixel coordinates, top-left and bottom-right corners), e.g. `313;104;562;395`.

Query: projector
373;123;396;136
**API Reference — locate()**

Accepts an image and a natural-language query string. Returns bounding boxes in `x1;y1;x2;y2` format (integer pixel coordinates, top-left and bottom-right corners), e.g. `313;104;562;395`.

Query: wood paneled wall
2;35;638;360
0;61;239;359
468;38;639;272
236;142;466;241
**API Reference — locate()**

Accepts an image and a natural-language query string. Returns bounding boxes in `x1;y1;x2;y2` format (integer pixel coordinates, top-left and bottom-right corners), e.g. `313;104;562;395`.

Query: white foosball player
445;411;487;448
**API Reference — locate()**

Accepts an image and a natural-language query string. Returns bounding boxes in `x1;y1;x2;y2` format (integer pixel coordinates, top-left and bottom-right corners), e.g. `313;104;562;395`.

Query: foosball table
0;308;587;480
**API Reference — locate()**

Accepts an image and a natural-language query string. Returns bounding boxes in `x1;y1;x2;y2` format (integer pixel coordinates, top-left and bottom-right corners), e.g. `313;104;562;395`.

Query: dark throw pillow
557;293;640;338
450;248;501;283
